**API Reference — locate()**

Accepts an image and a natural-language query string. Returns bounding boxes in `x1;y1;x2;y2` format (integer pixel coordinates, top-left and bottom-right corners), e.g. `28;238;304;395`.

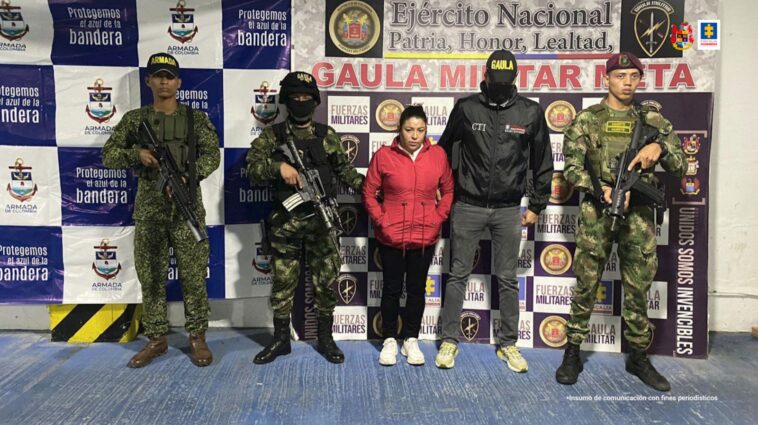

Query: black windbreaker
437;90;554;213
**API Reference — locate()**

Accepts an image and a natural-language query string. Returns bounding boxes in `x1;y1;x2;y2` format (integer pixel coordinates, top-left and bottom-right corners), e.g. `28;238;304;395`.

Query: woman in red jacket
362;105;454;366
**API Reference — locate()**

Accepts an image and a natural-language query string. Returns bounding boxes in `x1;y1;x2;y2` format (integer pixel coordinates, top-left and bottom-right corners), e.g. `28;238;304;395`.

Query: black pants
378;243;435;339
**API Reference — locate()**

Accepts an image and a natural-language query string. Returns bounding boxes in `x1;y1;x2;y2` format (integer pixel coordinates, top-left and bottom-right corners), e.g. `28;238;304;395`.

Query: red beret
606;52;644;76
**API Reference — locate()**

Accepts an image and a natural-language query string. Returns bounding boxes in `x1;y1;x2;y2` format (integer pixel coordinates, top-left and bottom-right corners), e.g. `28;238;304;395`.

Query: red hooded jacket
362;137;454;250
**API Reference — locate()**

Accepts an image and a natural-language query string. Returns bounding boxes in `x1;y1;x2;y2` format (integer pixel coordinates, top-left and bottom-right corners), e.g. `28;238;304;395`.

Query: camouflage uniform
246;122;364;319
102;104;220;337
562;100;685;349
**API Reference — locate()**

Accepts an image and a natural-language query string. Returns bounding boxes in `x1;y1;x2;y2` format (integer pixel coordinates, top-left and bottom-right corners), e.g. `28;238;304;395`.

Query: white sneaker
379;338;398;366
401;338;425;365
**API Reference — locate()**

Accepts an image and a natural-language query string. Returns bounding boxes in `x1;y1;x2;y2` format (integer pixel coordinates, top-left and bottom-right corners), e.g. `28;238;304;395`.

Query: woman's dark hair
398;104;427;130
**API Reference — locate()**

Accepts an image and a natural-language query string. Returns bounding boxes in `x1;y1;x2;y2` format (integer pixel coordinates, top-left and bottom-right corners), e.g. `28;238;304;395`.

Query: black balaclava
286;98;317;124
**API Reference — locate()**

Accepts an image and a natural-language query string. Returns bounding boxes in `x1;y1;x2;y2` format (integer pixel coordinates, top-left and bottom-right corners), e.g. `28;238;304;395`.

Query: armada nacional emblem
251;81;279;125
6;158;37;202
539;315;568;348
252;244;272;275
340;135;360;164
85;79;117;124
632;0;674;58
376;99;404;131
337;274;358;304
540;244;572;275
338;205;359;235
92;239;122;280
0;0;28;41
328;1;381;56
545;101;576;133
168;0;198;44
550;172;574;205
670;21;694;51
682;134;701;155
460;312;481;342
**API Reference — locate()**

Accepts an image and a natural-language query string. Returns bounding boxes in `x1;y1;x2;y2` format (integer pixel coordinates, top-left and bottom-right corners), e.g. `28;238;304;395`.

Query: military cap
146;53;180;77
606;52;644;76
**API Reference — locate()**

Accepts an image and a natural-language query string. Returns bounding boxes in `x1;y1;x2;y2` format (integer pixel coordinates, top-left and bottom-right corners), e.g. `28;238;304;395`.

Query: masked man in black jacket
435;50;553;372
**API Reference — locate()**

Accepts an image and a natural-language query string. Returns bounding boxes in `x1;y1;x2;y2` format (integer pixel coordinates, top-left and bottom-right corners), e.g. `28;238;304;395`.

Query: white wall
707;0;758;331
2;0;756;332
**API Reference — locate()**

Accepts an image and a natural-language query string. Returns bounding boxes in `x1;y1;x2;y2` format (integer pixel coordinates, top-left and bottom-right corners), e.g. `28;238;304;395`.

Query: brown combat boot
189;332;213;367
128;336;168;368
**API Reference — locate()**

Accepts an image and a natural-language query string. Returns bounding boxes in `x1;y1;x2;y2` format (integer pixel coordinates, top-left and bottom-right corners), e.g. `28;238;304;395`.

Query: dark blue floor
0;331;755;425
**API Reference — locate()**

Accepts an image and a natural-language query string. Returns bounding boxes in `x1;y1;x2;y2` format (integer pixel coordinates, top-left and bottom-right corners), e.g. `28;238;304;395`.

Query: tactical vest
272;122;336;206
141;105;198;203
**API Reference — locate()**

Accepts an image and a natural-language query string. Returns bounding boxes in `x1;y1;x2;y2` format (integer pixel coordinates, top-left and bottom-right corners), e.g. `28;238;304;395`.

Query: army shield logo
460;312;481;342
633;2;672;57
85;79;117;124
168;0;198;44
340;135;360;164
328;1;381;56
338;205;358;235
337;274;358;304
0;1;29;42
6;158;37;202
251;81;279;125
92;239;122;280
670;21;694;50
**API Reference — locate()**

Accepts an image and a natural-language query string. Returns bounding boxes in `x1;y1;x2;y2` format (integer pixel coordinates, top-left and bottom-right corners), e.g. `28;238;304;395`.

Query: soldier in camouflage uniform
247;71;364;364
555;53;685;391
102;53;220;368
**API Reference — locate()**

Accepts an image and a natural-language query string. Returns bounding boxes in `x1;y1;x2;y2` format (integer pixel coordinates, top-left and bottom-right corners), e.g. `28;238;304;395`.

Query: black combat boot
626;349;671;392
254;317;292;364
556;342;583;385
317;315;344;364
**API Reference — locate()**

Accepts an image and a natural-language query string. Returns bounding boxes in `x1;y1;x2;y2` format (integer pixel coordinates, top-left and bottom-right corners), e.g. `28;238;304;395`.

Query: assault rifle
140;120;208;242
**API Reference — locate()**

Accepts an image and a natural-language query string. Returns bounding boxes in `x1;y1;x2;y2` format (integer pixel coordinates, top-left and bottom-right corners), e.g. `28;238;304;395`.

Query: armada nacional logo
328;1;381;56
632;0;675;57
685;156;699;176
460;312;481;342
545;101;576;133
539;315;568;348
540;244;572;275
252;244;271;274
6;158;37;202
251;81;279;125
670;21;693;50
341;135;360;164
682;134;701;155
168;0;198;44
92;239;122;280
376;99;404;131
0;0;28;41
338;205;359;235
550;172;574;205
337;274;358;304
85;79;117;124
681;177;700;195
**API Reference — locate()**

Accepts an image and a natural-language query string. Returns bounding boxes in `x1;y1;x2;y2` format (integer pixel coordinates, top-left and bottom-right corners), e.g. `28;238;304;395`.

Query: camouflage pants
134;218;210;337
567;199;657;350
268;208;340;320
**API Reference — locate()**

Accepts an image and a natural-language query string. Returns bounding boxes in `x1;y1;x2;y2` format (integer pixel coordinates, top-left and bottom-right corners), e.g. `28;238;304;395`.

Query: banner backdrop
0;0;714;358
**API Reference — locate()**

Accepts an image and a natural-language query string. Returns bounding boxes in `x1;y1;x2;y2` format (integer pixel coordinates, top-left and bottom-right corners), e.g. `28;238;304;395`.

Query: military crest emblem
376;99;404;131
340;135;360;164
670;21;693;50
337;274;358;304
550;172;574;205
471;245;481;270
372;311;402;338
540;244;572;275
682;134;701;155
539;315;568;348
85;79;117;124
681;177;701;195
92;239;121;280
373;246;382;270
632;0;674;57
685;156;699;176
545;100;576;133
338;205;359;235
6;158;37;202
460;312;481;342
328;1;381;56
0;1;29;42
251;81;279;125
168;0;198;44
252;243;271;274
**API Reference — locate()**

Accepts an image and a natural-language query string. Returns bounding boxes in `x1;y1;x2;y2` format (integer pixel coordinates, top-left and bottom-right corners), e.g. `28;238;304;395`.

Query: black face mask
483;81;516;105
286;98;317;123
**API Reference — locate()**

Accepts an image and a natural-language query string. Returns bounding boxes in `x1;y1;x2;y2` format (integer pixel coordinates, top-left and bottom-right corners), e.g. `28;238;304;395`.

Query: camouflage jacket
101;104;220;221
563;99;685;195
246;121;364;193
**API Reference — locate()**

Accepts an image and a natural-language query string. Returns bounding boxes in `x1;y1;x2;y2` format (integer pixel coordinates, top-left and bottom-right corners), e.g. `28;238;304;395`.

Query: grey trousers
440;202;522;346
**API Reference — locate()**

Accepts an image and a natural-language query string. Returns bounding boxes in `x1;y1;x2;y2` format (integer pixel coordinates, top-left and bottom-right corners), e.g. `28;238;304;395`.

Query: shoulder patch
640;99;663;113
